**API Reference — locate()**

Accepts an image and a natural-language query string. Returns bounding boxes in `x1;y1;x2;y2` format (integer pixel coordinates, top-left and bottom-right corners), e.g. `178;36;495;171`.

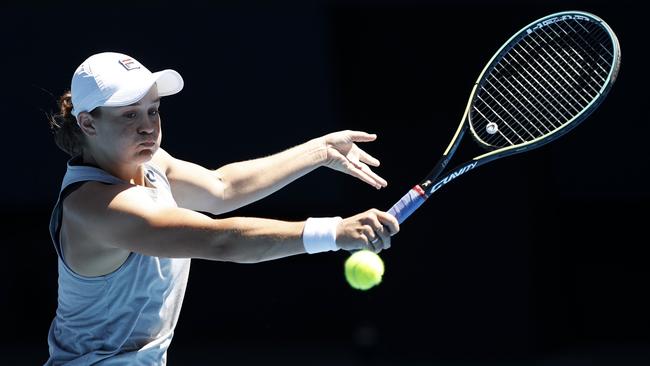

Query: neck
82;151;146;186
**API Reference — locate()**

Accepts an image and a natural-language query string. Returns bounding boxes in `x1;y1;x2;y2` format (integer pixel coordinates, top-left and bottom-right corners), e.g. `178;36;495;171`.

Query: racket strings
470;18;615;148
538;21;611;91
559;20;614;68
514;41;586;118
485;29;606;143
477;20;613;146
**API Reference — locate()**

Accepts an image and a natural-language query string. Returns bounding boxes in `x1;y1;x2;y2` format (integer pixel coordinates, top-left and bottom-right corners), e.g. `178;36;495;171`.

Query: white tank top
46;158;191;365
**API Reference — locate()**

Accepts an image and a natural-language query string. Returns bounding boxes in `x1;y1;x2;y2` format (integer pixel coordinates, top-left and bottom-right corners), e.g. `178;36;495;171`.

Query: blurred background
1;0;647;365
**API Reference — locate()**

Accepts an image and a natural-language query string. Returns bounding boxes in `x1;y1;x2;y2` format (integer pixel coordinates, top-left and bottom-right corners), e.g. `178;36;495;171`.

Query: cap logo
119;58;141;71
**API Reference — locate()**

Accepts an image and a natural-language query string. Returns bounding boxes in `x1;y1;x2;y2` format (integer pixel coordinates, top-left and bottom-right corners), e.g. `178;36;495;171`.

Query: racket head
466;11;621;157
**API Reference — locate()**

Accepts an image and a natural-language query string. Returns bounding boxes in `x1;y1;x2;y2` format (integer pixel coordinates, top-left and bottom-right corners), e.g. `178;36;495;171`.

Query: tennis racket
387;10;621;225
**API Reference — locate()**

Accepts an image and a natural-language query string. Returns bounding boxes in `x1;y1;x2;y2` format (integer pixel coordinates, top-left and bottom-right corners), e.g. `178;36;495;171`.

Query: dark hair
48;91;99;157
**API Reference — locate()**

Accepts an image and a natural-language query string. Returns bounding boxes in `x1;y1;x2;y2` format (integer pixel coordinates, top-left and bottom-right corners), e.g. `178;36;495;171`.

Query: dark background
1;0;648;365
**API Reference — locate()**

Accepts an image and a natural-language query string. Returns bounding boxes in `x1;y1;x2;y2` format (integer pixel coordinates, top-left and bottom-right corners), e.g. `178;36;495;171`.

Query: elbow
203;172;239;215
212;169;232;201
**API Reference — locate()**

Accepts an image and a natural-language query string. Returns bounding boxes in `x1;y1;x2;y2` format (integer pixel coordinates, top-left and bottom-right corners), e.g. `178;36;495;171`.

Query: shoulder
63;181;157;235
150;147;206;184
61;179;165;272
151;147;175;176
66;180;152;209
61;182;157;276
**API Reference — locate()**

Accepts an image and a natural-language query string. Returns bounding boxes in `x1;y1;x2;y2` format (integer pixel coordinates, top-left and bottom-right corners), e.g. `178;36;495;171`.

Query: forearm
216;138;326;208
164;130;385;215
118;207;307;263
207;217;307;263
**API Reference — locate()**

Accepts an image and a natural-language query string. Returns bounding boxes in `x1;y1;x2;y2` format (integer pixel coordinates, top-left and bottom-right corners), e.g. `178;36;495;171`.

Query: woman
45;52;399;365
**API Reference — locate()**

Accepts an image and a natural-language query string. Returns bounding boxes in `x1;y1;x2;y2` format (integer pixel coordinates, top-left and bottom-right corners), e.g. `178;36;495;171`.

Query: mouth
139;141;156;148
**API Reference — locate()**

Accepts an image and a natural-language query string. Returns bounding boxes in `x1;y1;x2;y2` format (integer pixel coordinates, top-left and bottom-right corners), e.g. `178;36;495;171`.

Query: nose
137;115;158;135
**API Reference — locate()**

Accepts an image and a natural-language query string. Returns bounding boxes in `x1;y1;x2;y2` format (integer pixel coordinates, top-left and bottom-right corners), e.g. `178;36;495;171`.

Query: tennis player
44;52;399;365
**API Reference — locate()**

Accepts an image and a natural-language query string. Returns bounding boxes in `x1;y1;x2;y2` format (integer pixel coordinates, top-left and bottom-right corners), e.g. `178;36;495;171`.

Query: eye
124;112;137;119
148;108;159;116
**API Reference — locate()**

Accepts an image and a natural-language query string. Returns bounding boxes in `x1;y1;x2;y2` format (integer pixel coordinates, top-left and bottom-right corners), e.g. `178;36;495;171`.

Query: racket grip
387;188;426;225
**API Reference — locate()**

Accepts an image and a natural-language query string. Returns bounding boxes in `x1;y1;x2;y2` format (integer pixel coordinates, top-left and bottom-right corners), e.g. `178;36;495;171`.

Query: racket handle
387;187;427;225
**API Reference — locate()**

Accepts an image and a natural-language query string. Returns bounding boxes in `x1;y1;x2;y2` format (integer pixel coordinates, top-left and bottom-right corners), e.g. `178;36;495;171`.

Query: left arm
155;130;386;215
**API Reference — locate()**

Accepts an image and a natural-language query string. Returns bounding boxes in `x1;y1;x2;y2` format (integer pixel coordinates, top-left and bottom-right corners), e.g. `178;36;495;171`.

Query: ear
77;112;97;137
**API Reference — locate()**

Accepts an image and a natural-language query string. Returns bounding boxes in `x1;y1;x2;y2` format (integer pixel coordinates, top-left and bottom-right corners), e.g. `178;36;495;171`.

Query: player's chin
134;144;158;162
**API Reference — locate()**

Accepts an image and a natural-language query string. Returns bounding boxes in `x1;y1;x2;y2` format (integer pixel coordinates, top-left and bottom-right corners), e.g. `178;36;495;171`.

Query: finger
349;146;385;186
361;225;380;252
345;149;365;170
367;214;390;251
377;230;390;251
368;234;382;253
331;149;367;175
347;131;377;142
344;162;384;189
356;216;386;252
358;163;388;188
374;210;400;236
356;147;381;167
383;237;391;250
330;149;385;189
362;214;384;234
331;150;368;177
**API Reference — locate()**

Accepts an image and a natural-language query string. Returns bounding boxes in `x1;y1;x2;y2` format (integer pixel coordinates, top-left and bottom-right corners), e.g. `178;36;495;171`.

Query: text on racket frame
526;14;591;34
428;161;478;194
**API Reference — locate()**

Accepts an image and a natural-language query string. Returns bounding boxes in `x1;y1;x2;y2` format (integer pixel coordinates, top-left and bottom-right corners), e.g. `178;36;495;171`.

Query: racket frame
387;11;621;224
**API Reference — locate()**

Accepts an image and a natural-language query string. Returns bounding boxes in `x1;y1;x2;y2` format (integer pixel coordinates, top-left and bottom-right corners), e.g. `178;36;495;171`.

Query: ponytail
48;91;85;157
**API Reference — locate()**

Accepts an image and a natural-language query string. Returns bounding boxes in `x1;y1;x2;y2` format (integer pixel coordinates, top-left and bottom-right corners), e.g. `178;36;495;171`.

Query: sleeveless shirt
46;158;191;365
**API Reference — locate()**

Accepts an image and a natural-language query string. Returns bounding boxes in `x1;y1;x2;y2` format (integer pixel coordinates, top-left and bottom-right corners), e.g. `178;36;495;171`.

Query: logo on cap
119;58;141;71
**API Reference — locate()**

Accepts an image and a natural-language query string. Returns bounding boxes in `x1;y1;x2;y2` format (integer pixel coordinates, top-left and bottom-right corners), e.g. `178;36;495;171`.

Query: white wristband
302;217;342;254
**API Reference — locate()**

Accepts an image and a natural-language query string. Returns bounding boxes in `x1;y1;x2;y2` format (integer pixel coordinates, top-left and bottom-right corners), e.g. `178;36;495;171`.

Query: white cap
71;52;184;118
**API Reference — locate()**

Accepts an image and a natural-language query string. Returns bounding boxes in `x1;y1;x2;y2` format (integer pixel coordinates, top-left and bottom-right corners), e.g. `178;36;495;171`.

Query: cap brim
154;69;184;97
102;69;184;108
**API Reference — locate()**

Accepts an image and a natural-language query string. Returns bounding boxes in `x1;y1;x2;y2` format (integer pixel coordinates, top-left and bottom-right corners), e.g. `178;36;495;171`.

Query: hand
336;209;400;253
319;130;387;189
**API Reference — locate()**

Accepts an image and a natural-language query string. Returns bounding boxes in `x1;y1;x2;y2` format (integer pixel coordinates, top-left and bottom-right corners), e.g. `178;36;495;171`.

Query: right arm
66;182;399;264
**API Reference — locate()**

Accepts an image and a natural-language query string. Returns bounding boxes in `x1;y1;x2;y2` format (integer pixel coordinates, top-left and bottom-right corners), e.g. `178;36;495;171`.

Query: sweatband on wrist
302;217;342;254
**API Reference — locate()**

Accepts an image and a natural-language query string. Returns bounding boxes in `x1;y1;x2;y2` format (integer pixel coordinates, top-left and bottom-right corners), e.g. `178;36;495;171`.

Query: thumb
348;131;377;142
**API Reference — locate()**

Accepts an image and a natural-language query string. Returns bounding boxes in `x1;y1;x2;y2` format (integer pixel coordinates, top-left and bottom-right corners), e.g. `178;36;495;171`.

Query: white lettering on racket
430;162;478;194
526;14;591;34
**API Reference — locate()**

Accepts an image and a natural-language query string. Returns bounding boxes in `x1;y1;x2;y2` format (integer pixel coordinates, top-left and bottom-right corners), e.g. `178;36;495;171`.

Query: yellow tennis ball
344;250;385;290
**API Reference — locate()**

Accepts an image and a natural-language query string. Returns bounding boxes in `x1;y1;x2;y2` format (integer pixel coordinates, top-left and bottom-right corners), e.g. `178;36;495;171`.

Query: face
81;86;162;166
